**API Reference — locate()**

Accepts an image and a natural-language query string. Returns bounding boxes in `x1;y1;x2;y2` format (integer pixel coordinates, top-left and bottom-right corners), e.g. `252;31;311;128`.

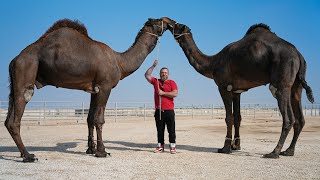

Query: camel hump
245;23;271;35
40;19;88;39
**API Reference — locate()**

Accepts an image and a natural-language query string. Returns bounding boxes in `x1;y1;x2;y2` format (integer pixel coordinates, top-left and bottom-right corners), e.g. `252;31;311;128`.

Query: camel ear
146;18;159;26
177;23;184;29
145;18;153;26
184;25;191;32
179;24;190;32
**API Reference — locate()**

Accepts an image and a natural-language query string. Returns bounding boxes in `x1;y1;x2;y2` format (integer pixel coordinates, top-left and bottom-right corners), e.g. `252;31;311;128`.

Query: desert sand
1;116;319;179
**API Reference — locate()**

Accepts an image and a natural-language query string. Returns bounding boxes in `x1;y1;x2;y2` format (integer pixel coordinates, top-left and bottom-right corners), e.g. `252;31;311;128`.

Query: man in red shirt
145;60;178;154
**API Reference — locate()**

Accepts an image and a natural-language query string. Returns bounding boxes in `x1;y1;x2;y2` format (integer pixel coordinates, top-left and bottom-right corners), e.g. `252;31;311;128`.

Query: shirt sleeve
151;77;156;85
171;80;178;91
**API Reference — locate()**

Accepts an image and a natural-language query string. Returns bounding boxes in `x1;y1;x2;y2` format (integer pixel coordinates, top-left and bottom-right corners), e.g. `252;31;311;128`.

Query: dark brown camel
163;17;314;158
5;18;168;162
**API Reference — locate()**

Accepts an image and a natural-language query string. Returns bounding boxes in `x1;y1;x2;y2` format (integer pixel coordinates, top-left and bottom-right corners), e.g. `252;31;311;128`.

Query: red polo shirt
151;77;178;110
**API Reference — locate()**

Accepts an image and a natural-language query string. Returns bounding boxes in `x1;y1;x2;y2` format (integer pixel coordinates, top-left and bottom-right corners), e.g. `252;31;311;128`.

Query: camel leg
232;93;241;150
263;87;295;158
86;94;96;154
218;89;233;154
7;94;36;162
5;58;38;162
91;88;111;158
280;83;304;156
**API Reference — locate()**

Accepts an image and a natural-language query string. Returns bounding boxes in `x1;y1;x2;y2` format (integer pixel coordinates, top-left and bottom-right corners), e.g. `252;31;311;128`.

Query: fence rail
0;101;319;124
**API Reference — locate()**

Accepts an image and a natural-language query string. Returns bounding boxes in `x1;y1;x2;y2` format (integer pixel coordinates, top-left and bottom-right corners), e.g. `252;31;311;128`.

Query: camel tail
301;79;314;103
6;59;15;122
298;55;314;103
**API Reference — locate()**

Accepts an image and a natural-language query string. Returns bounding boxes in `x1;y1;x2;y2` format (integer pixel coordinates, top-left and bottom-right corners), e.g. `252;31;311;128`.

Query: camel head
161;17;191;41
143;18;169;37
161;17;176;28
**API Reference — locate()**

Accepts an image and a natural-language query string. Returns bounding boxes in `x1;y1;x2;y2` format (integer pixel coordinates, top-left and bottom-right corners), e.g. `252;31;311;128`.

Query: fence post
253;104;256;120
212;104;214;119
0;100;1;121
144;103;146;121
82;102;84;121
44;101;46;122
115;102;117;122
192;104;194;120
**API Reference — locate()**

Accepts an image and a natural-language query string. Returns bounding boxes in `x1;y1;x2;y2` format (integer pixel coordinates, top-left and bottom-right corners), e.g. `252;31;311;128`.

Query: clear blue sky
0;0;319;106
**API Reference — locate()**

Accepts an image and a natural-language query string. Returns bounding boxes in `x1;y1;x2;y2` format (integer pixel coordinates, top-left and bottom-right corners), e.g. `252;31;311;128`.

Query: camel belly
36;73;98;93
233;78;269;90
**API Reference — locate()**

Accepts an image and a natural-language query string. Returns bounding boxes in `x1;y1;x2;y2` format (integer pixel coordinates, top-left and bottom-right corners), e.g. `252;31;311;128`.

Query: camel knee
93;114;105;125
300;120;305;128
233;114;241;123
95;119;105;125
4;121;10;130
234;119;241;127
5;120;20;135
4;119;13;130
225;117;234;126
283;121;294;131
294;120;304;130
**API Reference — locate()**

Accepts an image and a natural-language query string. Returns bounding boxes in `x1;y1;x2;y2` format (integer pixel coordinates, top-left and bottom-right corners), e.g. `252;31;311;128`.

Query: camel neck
117;30;158;80
177;33;216;79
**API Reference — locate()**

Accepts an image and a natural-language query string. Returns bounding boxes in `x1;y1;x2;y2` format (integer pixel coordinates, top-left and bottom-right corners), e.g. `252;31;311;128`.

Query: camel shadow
0;140;261;161
105;141;263;158
228;150;262;158
0;142;86;162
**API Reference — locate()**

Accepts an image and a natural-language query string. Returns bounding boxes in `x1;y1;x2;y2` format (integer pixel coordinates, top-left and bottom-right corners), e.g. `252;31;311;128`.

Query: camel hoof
231;145;241;150
86;148;96;154
262;152;279;159
95;151;110;158
217;147;232;154
280;150;294;156
231;139;241;150
23;154;38;163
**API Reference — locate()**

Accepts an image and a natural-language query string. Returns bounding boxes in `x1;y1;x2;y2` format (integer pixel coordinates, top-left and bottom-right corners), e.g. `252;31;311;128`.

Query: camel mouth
144;18;169;37
161;17;176;32
160;17;191;38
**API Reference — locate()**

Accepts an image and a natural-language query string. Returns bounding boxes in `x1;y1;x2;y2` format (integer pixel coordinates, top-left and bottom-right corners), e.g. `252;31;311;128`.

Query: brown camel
5;18;168;162
163;17;314;158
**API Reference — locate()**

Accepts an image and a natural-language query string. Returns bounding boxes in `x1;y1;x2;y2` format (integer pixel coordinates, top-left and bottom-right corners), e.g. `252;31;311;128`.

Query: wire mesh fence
0;101;319;124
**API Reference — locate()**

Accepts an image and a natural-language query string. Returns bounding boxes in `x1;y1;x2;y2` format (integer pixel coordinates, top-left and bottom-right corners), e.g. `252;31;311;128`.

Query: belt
156;109;173;112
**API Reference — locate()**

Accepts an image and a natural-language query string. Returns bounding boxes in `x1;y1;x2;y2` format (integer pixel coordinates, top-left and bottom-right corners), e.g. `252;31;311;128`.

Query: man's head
160;67;169;82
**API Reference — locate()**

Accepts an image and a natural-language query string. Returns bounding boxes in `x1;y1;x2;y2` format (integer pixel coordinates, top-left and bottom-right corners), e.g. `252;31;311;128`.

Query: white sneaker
170;143;176;154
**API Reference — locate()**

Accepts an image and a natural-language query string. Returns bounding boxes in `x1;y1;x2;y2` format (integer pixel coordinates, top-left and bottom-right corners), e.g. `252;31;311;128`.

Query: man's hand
145;59;158;83
158;88;165;96
158;88;178;98
153;59;158;67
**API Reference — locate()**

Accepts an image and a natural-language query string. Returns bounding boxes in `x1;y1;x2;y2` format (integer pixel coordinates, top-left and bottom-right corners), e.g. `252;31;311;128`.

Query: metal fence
0;101;319;124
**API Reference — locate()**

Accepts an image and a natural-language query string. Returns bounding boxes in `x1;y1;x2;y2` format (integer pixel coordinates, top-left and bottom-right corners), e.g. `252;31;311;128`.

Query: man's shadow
95;140;260;157
104;140;219;153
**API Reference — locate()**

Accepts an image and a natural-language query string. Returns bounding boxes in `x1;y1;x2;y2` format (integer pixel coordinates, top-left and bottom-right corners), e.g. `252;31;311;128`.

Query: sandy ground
0;116;319;180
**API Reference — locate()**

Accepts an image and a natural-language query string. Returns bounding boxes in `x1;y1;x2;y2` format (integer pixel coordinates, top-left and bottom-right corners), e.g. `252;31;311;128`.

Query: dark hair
160;67;169;73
